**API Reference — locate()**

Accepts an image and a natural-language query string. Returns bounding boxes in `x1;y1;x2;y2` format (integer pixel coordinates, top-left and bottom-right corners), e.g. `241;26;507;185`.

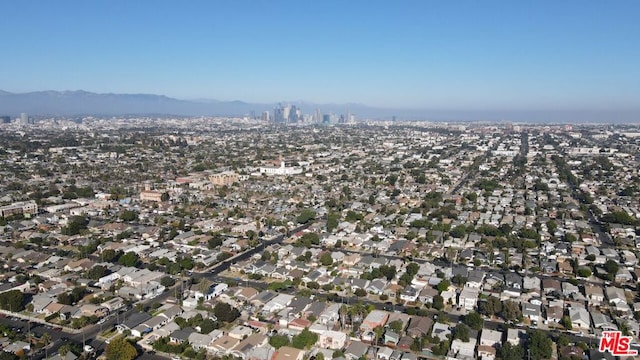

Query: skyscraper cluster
272;104;302;123
269;104;353;125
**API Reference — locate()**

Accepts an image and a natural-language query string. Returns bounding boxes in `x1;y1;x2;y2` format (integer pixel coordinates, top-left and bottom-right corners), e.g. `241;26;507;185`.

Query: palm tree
373;326;384;346
41;333;51;358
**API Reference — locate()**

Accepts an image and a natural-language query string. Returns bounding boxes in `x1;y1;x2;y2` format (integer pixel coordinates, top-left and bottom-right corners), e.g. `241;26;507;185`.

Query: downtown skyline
1;1;639;113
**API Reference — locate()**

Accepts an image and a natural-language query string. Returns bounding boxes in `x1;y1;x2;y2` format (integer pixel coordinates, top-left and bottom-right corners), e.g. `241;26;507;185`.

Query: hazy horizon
1;88;639;123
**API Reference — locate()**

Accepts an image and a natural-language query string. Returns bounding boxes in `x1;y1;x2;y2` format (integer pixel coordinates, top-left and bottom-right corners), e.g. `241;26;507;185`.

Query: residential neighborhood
0;118;640;360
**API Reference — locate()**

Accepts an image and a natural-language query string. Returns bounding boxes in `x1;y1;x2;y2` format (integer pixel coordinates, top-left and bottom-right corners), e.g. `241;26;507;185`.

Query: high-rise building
273;104;292;123
273;105;284;123
0;116;10;124
322;114;331;124
289;106;301;123
315;109;321;123
261;111;270;122
20;112;28;125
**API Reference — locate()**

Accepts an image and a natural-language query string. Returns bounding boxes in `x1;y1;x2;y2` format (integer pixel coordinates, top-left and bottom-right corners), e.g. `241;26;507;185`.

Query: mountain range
0;90;638;123
0;90;391;119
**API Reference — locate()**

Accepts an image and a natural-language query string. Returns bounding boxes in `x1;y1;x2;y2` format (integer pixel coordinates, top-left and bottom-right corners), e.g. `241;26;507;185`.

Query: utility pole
27;320;31;360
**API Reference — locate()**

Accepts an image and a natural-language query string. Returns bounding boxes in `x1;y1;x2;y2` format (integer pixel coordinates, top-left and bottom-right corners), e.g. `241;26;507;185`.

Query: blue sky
1;0;639;109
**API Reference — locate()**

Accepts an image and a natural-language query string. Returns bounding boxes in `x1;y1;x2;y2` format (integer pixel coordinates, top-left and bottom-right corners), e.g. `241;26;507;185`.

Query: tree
561;315;573;330
41;332;52;358
354;288;367;297
410;336;424;352
269;335;290;349
213;302;240;323
478;296;502;317
118;252;140;267
501;300;522;322
388;320;404;334
174;317;188;329
327;212;339;232
0;352;18;360
296;209;316;224
373;326;384;345
102;249;120;262
379;265;397;281
345;210;364;222
565;233;578;243
119;210;138;222
61;216;88;236
199;318;219;334
497;341;524;360
602;210;637;225
320;252;333;266
433;295;444;310
160;276;176;287
405;262;419;276
604;259;619;275
451;274;467;286
208;235;224;249
292;327;318;349
58;342;82;357
41;332;51;346
431;339;450;356
0;290;25;311
436;279;450;292
106;336;138;360
298;233;320;247
463;311;484;331
453;323;470;342
528;330;552;360
450;225;467;239
217;252;233;262
576;267;592;278
86;265;108;280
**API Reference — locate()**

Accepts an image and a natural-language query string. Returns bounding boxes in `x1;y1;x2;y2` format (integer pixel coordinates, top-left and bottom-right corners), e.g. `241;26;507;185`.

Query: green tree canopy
497;341;524;360
453;323;470;342
292;327;318;349
213;302;240;323
478;296;502;316
0;290;25;312
463;311;484;331
119;210;139;222
106;336;138;360
86;265;108;280
501;300;522;322
118;252;140;267
528;330;552;360
296;209;316;224
604;259;619;274
269;335;290;349
327;212;339;232
320;252;333;266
